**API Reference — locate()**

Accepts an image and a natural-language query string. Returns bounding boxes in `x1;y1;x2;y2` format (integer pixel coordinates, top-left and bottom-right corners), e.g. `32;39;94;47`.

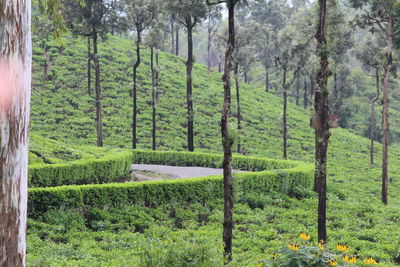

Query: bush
28;150;313;218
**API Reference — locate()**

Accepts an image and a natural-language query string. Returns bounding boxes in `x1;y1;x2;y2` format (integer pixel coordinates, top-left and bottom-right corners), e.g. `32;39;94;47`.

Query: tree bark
295;72;300;106
315;0;330;243
0;0;31;265
170;16;175;55
133;29;141;149
282;67;288;160
370;68;379;166
186;20;194;152
175;26;179;56
87;37;91;96
151;47;156;151
207;12;212;74
221;2;236;263
93;30;103;147
310;74;315;97
382;15;392;205
304;75;308;108
234;61;241;153
332;71;339;114
265;66;269;92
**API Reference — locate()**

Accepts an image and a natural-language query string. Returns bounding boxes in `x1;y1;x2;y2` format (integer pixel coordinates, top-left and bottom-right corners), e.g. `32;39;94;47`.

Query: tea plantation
27;35;400;266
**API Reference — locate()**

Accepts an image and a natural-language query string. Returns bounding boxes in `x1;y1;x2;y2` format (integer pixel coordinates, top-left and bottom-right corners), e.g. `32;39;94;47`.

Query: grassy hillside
27;35;400;265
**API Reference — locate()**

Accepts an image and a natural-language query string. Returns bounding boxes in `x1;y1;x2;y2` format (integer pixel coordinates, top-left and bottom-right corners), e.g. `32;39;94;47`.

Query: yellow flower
318;241;325;250
364;257;377;265
343;255;357;264
299;232;311;241
288;243;300;251
328;259;338;266
337;243;349;252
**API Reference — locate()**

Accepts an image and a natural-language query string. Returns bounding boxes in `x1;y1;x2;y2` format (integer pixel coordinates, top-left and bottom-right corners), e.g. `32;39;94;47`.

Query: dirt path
130;164;246;182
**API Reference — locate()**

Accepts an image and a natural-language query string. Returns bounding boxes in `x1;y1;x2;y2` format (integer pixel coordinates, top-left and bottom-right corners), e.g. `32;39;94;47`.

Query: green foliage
28;150;313;218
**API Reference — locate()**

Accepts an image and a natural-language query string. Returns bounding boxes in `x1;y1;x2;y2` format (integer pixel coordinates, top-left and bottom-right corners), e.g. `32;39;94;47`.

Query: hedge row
28;150;133;187
28;150;314;218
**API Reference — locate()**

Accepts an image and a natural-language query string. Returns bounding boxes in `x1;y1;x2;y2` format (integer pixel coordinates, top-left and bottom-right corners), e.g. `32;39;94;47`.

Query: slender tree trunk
186;22;194;152
282;67;288;160
295;72;300;106
218;53;222;73
370;68;379;166
310;74;315;97
133;29;141;149
315;0;330;243
43;41;49;81
265;66;269;92
93;31;103;147
382;16;392;205
151;47;156;150
304;76;308;108
234;62;241;153
243;70;248;84
175;26;179;56
332;71;338;114
221;2;236;263
170;17;175;55
207;12;212;74
87;37;91;96
0;1;31;265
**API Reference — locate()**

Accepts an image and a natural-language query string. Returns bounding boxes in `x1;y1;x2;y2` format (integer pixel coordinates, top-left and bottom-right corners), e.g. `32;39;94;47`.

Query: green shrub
28;150;313;218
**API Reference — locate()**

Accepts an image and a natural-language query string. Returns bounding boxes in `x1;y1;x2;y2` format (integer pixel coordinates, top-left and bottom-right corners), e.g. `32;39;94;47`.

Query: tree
355;35;385;166
207;5;222;73
350;0;400;205
275;7;313;160
125;0;157;149
172;0;207;152
0;0;31;265
207;0;240;262
62;0;123;147
314;0;330;243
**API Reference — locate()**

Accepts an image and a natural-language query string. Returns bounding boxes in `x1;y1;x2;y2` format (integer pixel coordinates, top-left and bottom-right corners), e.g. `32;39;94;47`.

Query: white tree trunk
0;0;32;266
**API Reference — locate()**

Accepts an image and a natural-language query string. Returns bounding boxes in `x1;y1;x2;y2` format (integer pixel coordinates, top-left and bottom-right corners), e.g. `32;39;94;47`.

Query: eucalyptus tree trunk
282;67;288;160
382;15;393;205
265;66;269;92
132;28;142;149
0;0;31;265
87;37;91;96
93;30;103;147
186;20;194;152
175;26;179;56
295;72;300;106
315;0;330;243
234;61;241;153
221;2;236;262
207;12;212;74
303;76;308;108
170;16;175;54
151;47;156;151
370;68;379;166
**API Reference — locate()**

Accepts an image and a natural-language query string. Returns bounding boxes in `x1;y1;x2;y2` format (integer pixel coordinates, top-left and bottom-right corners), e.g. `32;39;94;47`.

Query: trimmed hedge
28;150;314;218
28;150;133;187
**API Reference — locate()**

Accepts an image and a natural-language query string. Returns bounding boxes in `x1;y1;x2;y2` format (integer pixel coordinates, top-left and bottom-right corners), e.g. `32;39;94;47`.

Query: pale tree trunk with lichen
0;0;32;266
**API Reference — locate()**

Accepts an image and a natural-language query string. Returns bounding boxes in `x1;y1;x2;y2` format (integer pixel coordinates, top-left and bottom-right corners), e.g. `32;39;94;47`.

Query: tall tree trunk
370;68;379;166
43;40;49;81
282;67;288;160
133;29;141;149
207;12;212;74
218;53;222;73
151;47;157;151
243;70;248;84
170;16;175;54
221;2;236;263
186;22;194;152
234;61;241;153
315;0;330;243
382;16;392;205
265;66;269;92
87;37;91;96
310;74;315;97
0;0;31;265
93;31;103;147
175;26;179;56
304;76;308;108
295;72;300;106
332;71;338;114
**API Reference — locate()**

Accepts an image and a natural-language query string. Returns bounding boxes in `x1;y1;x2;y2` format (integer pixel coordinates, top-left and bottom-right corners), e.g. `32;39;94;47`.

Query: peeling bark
0;0;31;265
